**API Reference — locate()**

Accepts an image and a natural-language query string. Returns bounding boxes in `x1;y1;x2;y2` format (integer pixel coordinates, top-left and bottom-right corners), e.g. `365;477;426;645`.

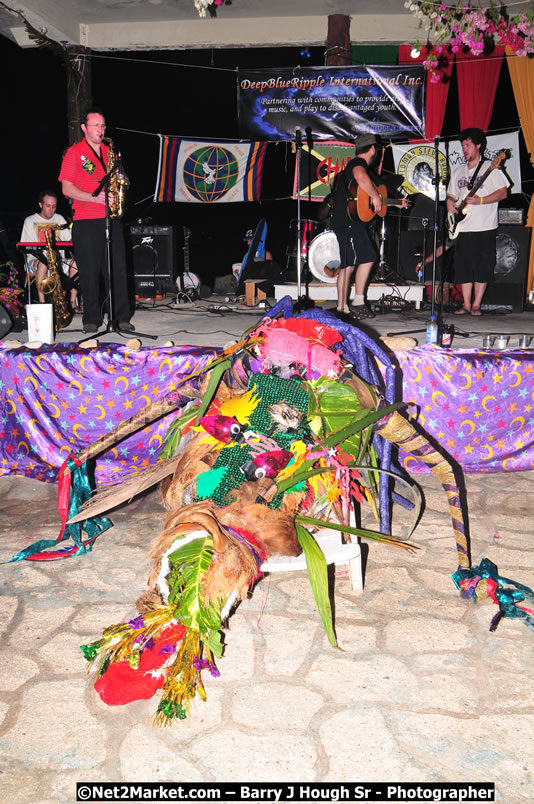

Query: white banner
392;131;521;199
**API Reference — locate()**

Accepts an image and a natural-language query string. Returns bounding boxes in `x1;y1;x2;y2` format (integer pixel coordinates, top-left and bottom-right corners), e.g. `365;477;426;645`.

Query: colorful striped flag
154;136;267;204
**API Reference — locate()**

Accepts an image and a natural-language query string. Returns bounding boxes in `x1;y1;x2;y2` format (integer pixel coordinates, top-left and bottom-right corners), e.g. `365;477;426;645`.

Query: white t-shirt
20;212;72;274
447;160;508;232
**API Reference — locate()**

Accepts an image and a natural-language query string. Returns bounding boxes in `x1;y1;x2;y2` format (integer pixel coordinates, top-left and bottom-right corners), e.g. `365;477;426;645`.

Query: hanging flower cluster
194;0;225;18
0;262;22;318
406;1;534;80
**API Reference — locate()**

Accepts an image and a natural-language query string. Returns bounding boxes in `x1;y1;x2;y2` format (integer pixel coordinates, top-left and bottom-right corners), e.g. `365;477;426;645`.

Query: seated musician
20;190;79;310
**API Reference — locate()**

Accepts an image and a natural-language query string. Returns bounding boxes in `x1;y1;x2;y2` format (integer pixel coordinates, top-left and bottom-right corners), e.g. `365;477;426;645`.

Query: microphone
295;127;302;147
305;126;313;150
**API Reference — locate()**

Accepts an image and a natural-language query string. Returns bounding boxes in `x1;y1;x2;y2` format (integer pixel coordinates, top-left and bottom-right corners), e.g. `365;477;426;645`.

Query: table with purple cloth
397;344;534;473
0;342;219;484
1;341;533;485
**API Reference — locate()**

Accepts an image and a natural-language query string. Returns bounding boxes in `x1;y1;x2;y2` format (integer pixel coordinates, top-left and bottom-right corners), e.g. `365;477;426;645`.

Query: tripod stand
80;165;156;343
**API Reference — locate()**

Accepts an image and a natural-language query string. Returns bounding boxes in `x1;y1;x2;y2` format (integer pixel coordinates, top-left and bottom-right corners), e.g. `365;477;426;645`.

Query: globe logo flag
154;136;267;204
183;146;239;202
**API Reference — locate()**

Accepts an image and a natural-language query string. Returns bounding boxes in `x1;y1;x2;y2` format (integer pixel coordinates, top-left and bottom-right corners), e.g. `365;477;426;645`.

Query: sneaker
119;321;135;332
82;323;98;334
348;303;376;320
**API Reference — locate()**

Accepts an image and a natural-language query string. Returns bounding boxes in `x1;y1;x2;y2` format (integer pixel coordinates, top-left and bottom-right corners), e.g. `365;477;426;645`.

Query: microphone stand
387;137;469;342
80;164;156;343
293;127;314;313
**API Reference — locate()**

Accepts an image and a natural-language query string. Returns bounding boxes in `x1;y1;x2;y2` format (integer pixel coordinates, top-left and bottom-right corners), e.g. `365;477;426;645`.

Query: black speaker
483;225;531;313
0;302;11;338
129;225;176;297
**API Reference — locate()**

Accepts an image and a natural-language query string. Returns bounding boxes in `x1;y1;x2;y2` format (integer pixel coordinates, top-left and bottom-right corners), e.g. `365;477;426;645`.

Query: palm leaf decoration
167;535;223;657
296;523;338;649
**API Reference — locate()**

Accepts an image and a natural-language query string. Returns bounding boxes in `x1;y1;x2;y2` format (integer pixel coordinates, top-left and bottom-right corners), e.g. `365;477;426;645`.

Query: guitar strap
467;159;484;191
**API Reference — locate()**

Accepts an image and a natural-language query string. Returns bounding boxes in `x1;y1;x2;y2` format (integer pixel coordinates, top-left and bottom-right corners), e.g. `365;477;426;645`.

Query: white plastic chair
260;527;363;592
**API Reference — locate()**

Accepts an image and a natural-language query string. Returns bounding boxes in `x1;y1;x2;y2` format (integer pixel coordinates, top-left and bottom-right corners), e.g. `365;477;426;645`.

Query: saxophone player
59;107;134;334
20;190;78;308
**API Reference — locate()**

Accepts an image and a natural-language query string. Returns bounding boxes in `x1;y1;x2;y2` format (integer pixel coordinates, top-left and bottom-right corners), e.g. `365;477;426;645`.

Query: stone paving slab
0;471;533;802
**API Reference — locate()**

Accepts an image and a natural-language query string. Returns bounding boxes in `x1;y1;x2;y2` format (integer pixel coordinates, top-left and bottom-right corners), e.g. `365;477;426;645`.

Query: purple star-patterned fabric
397;345;534;473
0;342;219;484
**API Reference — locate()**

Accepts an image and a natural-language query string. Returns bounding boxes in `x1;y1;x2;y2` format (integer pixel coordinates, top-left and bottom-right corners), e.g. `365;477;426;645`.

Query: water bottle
426;315;438;344
417;262;424;283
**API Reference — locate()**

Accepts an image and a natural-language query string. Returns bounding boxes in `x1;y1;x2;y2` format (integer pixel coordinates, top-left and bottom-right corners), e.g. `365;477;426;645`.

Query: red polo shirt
59;139;110;220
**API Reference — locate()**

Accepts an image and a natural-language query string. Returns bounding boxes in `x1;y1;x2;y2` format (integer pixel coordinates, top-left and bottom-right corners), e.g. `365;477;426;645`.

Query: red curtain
398;45;453;140
456;47;505;131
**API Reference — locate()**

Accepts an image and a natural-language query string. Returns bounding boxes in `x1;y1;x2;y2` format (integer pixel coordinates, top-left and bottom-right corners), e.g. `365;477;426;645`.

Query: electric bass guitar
447;150;507;240
347;179;407;223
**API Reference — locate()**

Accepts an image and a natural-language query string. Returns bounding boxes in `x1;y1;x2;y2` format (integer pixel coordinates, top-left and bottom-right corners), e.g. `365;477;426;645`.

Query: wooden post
66;47;92;145
326;15;351;66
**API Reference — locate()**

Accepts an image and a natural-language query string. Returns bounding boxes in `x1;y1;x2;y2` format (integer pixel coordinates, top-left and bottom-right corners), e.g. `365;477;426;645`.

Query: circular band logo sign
183;146;239;202
398;145;449;199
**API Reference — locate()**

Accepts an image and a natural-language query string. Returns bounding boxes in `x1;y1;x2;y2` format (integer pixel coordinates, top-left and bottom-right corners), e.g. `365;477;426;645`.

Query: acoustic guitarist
331;133;407;321
446;128;509;316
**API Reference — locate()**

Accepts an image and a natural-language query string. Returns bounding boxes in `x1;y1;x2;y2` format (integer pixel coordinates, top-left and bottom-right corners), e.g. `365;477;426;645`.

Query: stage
274;281;426;309
1;297;534;484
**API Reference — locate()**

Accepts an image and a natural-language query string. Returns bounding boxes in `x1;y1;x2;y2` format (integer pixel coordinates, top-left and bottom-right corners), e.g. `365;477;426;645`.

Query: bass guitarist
446;128;509;316
331;133;406;321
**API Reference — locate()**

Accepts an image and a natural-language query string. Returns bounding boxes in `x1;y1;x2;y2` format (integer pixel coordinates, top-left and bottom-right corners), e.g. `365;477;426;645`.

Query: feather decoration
218;385;261;424
195;466;230;500
67;456;180;523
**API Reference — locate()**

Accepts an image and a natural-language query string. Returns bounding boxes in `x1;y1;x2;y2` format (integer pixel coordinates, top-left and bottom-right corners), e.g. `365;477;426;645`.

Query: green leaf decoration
203;627;224;658
296;523;338;649
160;357;232;460
168;533;222;635
195;466;229;500
296;511;419;552
307;379;365;457
160;407;198;460
195;359;232;423
275;402;405;495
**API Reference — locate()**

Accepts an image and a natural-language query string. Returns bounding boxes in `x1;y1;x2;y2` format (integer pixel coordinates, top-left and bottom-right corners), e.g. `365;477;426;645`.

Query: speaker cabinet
483;225;531;313
129;225;176;297
0;302;11;339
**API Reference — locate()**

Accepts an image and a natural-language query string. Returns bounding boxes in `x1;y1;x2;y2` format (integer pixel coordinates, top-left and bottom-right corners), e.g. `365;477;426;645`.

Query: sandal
454;307;471;315
348;303;376;320
471;307;482;316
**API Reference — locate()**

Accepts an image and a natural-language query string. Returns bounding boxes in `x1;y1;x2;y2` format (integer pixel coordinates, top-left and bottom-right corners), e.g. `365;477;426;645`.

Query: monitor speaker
483;225;531;313
129;225;176;297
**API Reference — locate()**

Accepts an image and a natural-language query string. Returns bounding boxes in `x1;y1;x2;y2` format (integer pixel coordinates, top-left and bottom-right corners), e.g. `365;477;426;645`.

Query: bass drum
308;231;341;284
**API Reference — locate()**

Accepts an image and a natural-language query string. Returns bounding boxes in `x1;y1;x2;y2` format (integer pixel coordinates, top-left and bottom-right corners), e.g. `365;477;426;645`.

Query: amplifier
134;275;167;300
130;225;174;237
129;224;176;295
498;208;524;225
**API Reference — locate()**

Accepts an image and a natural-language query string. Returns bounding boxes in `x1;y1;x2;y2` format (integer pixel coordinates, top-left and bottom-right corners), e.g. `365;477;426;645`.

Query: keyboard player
20;189;78;308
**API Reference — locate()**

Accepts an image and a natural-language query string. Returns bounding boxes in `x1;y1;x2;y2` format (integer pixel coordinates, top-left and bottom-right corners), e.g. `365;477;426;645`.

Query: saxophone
103;137;129;218
37;224;73;332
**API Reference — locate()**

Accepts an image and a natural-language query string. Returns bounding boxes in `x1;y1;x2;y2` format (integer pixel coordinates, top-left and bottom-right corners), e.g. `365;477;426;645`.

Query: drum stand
374;216;403;283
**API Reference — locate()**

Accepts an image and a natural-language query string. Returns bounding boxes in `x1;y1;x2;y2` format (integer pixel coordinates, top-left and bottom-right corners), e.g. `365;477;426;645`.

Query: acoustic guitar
347;178;407;223
447;150;507;240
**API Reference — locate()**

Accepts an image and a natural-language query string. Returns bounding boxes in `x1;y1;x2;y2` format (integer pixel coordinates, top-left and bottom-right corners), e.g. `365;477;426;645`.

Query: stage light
410;46;421;58
300;48;311;58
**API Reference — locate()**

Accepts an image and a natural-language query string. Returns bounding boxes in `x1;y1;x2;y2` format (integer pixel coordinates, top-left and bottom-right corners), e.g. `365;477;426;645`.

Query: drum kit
286;214;396;284
286;218;342;284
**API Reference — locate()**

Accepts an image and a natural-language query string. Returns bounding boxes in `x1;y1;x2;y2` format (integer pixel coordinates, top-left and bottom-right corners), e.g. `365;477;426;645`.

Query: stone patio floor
0;466;533;802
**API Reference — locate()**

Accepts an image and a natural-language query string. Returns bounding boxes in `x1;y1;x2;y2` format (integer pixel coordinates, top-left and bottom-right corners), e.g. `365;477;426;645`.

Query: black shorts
332;218;377;268
454;229;497;284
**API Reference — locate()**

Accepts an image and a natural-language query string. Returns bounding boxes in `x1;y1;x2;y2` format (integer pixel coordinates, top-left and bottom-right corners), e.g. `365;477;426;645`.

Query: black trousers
72;218;131;326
